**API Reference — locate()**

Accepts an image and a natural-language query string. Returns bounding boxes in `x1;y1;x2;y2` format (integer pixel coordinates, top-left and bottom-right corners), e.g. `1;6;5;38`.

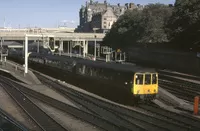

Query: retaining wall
126;48;200;75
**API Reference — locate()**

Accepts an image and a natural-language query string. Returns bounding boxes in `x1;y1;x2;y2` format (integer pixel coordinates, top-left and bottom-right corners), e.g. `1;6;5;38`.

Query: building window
104;18;107;20
104;22;106;24
104;26;107;29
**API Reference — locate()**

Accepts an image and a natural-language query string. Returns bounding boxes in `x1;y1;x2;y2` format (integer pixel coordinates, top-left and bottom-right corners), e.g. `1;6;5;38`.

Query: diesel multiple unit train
10;52;158;101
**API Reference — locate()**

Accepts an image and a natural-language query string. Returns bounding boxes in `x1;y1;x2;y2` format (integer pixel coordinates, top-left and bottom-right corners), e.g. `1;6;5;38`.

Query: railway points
0;57;200;130
0;85;40;131
36;74;165;131
0;76;67;131
29;97;103;131
158;69;200;82
158;70;200;104
8;78;130;131
30;67;200;131
0;109;27;131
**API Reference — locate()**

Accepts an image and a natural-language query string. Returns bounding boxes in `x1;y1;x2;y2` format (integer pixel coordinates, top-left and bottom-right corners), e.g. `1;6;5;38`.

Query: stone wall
126;48;200;75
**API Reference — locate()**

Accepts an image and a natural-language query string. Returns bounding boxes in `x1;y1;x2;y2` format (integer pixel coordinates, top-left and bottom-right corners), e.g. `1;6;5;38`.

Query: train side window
145;74;151;85
135;74;143;85
152;74;157;84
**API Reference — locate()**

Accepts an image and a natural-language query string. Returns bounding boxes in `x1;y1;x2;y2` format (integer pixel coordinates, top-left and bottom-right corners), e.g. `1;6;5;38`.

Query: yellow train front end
132;73;158;101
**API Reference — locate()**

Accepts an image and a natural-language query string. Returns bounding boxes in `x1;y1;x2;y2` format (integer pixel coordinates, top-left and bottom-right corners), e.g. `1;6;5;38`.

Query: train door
133;73;144;95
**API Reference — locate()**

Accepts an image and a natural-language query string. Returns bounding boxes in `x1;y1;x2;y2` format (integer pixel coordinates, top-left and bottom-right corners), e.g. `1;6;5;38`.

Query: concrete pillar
70;41;72;57
53;38;55;51
83;40;88;58
83;40;86;58
94;39;96;60
23;40;25;51
68;41;70;54
59;40;63;52
79;44;81;56
98;44;100;57
25;35;28;74
37;39;40;53
1;37;2;62
85;41;88;57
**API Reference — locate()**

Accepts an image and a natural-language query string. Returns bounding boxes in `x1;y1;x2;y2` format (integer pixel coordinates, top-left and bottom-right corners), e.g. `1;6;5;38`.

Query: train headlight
135;75;138;78
125;82;128;85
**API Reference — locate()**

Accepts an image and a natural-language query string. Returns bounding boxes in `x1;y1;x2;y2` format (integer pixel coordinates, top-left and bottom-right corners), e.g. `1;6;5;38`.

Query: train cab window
152;74;157;84
135;74;143;85
145;74;151;85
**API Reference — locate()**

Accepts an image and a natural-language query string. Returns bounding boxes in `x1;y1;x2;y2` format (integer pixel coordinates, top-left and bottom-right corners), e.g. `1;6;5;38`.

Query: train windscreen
145;74;151;85
136;74;143;85
152;74;157;84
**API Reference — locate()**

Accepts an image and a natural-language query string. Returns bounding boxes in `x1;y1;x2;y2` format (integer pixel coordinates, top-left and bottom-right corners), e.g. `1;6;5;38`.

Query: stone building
91;7;117;33
76;0;144;33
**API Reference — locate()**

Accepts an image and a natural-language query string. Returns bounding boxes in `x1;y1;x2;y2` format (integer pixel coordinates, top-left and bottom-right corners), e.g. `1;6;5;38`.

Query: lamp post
24;34;54;74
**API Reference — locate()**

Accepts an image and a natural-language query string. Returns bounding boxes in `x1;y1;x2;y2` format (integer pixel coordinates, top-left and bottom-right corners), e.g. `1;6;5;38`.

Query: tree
103;9;143;49
167;0;200;49
140;4;173;44
103;3;173;49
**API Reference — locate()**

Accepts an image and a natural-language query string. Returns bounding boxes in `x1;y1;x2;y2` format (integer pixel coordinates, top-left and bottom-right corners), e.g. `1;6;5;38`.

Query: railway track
159;73;200;92
158;70;200;103
35;72;200;131
159;80;199;102
0;76;67;131
0;108;28;131
138;104;200;130
1;76;133;131
158;70;200;82
36;74;164;131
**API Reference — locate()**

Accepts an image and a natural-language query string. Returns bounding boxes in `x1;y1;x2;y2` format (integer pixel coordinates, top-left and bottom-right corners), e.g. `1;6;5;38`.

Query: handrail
0;32;105;38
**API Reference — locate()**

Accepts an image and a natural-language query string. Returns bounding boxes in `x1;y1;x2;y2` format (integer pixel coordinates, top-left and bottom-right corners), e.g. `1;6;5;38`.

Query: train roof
30;53;156;73
77;58;156;73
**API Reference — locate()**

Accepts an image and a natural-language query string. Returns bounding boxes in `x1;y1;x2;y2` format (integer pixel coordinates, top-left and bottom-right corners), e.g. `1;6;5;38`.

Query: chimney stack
129;3;134;9
125;3;128;8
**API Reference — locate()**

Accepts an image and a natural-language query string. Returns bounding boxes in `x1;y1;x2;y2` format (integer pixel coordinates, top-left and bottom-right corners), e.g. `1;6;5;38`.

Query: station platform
0;60;41;85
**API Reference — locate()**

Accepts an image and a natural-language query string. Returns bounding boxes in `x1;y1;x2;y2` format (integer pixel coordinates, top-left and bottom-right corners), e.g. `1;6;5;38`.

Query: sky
0;0;175;28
